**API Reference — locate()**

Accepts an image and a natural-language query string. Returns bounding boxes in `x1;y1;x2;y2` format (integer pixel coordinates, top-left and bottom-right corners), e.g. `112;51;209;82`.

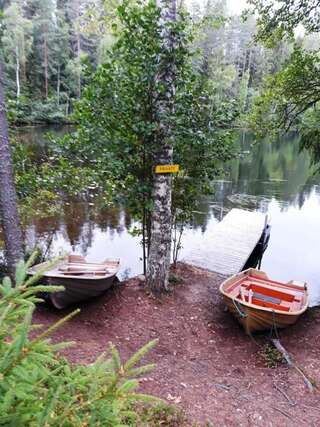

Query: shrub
0;254;160;426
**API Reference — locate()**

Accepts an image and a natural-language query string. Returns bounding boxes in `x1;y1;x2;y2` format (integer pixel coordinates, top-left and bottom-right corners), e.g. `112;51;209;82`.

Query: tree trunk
146;0;176;294
244;49;253;112
66;95;70;116
15;46;20;98
44;34;48;98
77;31;81;99
142;204;147;275
57;64;60;105
147;147;173;293
21;37;27;82
0;60;24;277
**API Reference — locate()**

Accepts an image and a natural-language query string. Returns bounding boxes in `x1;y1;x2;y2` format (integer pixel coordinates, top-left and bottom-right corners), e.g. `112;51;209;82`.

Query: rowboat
219;269;308;334
28;255;120;309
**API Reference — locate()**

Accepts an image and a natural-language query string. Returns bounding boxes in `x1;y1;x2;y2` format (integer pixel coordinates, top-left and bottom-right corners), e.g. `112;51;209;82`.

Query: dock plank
183;208;267;275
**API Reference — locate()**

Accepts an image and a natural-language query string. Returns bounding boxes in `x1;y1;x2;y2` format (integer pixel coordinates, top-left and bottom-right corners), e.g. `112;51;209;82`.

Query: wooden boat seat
241;278;303;297
59;265;109;272
252;292;281;305
55;256;120;277
249;276;305;295
67;255;119;267
252;297;290;312
238;283;303;311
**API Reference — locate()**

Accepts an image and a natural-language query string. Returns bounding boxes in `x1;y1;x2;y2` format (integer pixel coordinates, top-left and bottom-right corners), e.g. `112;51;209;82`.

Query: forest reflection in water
14;128;320;305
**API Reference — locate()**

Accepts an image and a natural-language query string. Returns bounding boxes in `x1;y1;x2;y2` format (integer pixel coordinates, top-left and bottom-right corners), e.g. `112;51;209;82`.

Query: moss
137;402;189;426
259;344;285;368
169;274;184;285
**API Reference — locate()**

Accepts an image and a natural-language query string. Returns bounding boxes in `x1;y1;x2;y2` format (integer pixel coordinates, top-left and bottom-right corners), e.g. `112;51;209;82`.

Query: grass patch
259;344;285;368
169;274;184;285
137;402;189;426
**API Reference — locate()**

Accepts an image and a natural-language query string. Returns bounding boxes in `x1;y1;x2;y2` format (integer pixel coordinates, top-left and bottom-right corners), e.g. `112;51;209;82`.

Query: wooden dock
183;208;267;276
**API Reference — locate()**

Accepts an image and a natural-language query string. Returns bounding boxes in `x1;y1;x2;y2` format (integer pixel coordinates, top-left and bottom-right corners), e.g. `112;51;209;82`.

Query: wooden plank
183;208;267;275
250;283;296;301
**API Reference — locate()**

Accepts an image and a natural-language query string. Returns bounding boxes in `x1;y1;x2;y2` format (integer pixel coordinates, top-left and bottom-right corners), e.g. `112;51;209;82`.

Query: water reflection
260;192;320;306
25;201;142;280
205;132;320;306
13;128;320;305
13;125;73;147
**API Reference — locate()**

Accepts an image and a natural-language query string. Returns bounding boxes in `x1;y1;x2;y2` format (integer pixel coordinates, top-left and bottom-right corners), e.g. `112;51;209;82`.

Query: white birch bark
75;0;81;99
146;0;176;293
44;33;49;98
77;31;81;99
15;46;20;98
57;64;60;105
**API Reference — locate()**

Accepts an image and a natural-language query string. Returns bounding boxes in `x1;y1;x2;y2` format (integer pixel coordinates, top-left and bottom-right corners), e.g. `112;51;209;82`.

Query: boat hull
222;294;303;334
28;256;120;309
220;269;308;334
44;275;118;309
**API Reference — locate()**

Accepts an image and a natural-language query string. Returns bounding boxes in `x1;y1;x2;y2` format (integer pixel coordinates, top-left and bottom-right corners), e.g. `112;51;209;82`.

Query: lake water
16;127;320;306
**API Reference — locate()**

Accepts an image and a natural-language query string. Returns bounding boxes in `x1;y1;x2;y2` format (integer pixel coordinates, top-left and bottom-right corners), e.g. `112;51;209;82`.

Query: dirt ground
34;263;320;426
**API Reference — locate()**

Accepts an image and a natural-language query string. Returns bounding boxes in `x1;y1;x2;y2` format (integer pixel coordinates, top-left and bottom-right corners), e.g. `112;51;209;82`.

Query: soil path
34;263;320;426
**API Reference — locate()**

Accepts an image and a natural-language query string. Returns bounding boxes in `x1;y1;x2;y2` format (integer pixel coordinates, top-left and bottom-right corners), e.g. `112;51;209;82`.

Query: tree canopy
247;0;320;164
69;0;237;277
247;0;320;42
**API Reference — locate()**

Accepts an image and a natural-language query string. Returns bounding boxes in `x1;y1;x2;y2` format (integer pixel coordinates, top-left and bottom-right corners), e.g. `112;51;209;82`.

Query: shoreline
33;263;320;425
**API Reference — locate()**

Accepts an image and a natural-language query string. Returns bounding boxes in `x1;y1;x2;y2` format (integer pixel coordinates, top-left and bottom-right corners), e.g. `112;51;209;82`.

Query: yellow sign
155;164;179;174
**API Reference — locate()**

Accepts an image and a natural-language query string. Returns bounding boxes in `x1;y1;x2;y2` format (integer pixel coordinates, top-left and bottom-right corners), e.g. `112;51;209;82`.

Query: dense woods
0;0;298;125
0;0;105;123
247;0;320;164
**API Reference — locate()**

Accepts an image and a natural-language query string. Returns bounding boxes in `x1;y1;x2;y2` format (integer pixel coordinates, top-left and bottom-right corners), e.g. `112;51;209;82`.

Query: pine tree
0;59;24;277
26;0;57;98
0;254;160;425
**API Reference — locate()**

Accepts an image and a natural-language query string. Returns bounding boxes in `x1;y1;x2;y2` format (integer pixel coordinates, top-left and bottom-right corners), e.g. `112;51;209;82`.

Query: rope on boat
270;310;280;340
232;298;247;318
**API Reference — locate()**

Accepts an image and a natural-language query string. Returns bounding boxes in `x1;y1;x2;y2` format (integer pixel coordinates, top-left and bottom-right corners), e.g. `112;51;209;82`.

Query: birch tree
0;60;24;276
72;0;237;291
146;0;176;293
1;1;32;98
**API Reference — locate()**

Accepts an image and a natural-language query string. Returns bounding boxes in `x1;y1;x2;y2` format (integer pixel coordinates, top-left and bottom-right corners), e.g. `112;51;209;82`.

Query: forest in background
0;0;307;125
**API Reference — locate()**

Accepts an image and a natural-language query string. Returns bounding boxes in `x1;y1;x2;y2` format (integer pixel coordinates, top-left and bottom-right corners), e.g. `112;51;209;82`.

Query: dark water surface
17;127;320;306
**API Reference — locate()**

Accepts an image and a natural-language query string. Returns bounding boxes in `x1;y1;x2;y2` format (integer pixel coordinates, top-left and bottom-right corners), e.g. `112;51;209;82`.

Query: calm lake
16;126;320;306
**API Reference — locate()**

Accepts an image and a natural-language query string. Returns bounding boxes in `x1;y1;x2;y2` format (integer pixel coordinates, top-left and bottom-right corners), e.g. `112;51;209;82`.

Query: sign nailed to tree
155;164;179;174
